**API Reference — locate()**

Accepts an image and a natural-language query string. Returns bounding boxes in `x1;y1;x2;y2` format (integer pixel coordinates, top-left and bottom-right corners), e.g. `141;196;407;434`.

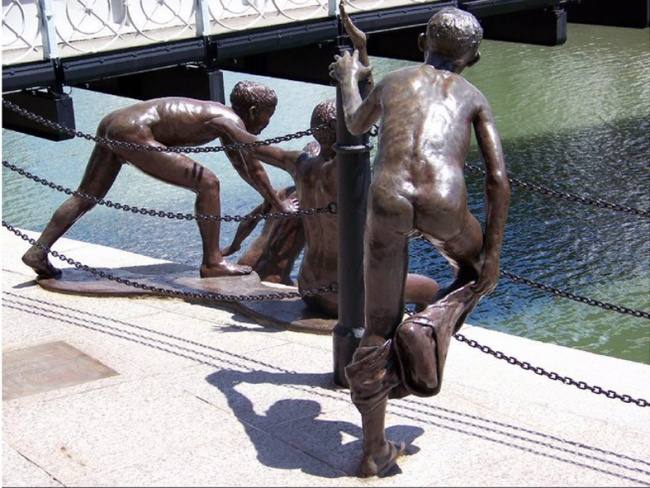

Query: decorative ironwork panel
207;0;328;33
53;0;197;57
2;0;442;65
2;0;44;64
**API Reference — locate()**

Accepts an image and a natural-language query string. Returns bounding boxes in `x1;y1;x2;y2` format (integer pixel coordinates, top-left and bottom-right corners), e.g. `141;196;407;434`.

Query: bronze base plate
37;265;336;334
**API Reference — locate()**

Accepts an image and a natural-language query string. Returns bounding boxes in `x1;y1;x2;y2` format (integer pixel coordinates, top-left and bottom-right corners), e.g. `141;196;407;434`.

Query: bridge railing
2;0;436;66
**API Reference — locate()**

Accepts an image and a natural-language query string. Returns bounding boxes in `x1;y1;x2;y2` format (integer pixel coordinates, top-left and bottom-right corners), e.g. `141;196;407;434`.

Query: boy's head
419;7;483;72
310;99;336;150
230;81;278;135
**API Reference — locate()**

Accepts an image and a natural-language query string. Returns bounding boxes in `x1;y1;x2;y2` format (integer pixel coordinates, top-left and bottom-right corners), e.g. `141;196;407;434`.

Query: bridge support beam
2;89;75;141
219;43;337;86
480;7;567;46
567;0;649;28
78;65;226;103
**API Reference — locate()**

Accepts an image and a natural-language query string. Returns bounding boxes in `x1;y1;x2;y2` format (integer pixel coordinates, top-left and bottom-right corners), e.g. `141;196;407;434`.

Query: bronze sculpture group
21;4;509;479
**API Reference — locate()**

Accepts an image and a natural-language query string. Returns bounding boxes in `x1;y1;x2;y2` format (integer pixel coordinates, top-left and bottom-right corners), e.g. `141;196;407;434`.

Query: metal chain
453;333;650;408
2;98;328;154
465;162;650;218
8;97;647;217
2;221;337;302
411;235;650;320
501;270;650;320
2;160;337;222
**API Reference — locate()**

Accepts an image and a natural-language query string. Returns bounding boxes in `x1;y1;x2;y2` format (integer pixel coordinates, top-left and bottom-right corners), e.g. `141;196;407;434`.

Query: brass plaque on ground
3;341;118;400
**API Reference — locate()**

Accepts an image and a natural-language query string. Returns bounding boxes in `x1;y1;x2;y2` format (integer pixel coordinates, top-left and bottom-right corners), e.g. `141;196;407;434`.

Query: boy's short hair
310;99;336;147
230;81;278;112
426;7;483;61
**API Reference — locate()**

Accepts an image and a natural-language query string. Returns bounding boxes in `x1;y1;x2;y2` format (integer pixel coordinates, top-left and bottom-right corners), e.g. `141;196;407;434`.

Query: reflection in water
2;24;649;363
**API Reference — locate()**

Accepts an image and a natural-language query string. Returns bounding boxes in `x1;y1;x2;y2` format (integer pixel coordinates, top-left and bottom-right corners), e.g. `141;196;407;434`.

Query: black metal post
332;44;372;388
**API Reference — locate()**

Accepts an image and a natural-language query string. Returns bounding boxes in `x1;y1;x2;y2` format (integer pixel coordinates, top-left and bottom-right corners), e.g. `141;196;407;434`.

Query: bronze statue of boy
22;81;295;279
330;7;510;476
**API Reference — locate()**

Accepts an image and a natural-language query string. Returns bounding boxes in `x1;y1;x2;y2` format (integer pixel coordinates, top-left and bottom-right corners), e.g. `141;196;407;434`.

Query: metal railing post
195;0;210;37
332;43;372;388
36;0;58;60
328;0;338;17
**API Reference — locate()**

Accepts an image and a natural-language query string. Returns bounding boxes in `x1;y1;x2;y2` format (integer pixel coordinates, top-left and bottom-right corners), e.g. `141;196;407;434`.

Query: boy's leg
116;147;251;277
347;192;413;476
361;195;413;347
417;209;484;300
22;144;123;278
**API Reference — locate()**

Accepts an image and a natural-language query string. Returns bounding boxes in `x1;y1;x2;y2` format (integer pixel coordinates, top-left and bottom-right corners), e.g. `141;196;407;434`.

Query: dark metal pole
332;43;372;388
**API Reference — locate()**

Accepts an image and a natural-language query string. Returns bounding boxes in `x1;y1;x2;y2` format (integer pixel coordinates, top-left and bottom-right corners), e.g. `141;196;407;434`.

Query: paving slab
2;441;63;487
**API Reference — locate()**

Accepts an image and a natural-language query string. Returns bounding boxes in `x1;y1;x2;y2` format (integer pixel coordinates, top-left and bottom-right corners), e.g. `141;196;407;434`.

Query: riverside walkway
3;230;650;487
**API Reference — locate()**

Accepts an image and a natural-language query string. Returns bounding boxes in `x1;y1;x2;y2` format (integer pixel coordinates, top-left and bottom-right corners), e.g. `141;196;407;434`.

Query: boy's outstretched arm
221;200;269;257
208;117;301;179
472;96;511;296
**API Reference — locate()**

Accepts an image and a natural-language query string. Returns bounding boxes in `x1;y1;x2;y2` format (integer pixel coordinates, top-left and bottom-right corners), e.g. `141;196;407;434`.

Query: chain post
331;40;372;387
36;0;59;60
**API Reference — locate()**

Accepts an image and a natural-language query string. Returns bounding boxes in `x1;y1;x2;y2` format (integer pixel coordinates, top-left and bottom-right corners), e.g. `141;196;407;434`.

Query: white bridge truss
2;0;431;65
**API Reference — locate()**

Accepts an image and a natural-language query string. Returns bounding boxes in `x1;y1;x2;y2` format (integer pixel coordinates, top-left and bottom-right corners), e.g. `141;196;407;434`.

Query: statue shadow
205;369;423;478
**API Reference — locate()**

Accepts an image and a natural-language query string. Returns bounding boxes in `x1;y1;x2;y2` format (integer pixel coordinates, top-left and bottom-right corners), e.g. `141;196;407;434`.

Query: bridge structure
3;0;649;139
1;0;582;139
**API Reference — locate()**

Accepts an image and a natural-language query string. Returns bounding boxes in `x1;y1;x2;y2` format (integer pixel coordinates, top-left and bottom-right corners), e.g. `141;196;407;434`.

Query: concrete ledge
3;230;650;486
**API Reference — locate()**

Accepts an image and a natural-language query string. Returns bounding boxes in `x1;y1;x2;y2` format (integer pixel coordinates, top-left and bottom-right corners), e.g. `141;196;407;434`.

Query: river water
3;23;649;363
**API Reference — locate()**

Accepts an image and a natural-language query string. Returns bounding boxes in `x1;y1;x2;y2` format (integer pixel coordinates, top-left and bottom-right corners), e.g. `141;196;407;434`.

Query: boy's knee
197;171;220;193
396;321;418;342
394;319;439;394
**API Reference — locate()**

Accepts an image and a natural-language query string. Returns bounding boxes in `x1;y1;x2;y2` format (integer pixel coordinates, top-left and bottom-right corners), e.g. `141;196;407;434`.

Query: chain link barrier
464;162;650;218
6;98;647;217
2;160;336;222
4;219;649;410
453;333;649;408
403;308;648;408
411;235;650;320
2;221;337;302
501;270;650;320
2;98;329;154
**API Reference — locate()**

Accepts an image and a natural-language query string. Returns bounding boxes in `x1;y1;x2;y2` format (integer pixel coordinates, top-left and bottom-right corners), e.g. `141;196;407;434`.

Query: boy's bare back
100;97;241;146
376;65;483;172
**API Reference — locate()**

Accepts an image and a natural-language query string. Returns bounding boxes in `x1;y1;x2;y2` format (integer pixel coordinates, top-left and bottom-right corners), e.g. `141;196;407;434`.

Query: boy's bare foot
358;440;406;478
22;247;62;279
200;261;252;278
